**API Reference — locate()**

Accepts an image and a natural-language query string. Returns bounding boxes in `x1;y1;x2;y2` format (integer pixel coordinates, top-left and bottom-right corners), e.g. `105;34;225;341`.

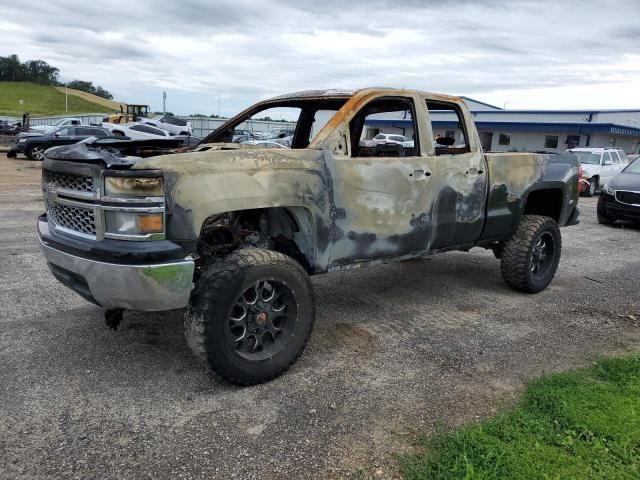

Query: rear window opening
426;100;470;155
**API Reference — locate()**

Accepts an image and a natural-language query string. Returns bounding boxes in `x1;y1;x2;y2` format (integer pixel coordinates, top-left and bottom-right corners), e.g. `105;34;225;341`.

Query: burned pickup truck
38;88;580;385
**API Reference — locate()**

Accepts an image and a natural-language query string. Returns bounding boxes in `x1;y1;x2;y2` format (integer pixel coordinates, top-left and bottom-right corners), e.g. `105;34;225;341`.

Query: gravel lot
1;153;639;479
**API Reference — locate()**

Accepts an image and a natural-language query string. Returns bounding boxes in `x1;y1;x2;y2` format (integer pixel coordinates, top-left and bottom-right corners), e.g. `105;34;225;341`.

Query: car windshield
574;152;601;165
52;118;69;126
623;158;640;174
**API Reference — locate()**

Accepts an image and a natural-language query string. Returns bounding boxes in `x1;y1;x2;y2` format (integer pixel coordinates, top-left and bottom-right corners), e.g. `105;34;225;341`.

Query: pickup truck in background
37;88;580;385
570;147;628;196
29;117;83;134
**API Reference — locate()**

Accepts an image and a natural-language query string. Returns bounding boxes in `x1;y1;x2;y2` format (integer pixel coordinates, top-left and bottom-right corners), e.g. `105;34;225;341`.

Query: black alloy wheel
227;279;298;362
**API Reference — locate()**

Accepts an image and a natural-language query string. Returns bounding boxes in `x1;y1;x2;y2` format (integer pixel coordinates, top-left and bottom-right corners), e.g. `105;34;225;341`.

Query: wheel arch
521;186;565;223
197;206;318;273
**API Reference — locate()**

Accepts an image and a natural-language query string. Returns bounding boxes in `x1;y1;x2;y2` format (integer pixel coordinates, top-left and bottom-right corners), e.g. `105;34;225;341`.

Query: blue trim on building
469;109;640;114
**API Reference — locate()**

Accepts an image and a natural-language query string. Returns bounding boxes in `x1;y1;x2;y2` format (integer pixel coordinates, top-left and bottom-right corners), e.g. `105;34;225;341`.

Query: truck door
421;98;488;249
323;95;436;267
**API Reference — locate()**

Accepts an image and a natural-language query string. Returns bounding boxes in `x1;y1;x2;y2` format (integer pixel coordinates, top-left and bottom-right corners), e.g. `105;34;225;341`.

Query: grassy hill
0;82;114;117
53;86;126;112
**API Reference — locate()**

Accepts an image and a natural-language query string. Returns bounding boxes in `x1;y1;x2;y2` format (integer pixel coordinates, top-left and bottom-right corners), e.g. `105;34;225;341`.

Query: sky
2;0;640;116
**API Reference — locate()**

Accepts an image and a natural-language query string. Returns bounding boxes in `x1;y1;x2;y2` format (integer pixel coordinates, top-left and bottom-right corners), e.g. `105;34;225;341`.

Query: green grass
401;355;640;480
0;82;112;117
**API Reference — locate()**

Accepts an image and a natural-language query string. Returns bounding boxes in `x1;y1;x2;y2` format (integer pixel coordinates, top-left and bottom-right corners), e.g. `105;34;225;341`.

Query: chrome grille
615;190;640;206
44;170;95;193
49;203;96;236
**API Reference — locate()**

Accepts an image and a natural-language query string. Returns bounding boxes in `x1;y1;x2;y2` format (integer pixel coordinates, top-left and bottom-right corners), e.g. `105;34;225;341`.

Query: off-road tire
185;248;315;385
500;215;561;293
597;196;615;225
26;143;46;161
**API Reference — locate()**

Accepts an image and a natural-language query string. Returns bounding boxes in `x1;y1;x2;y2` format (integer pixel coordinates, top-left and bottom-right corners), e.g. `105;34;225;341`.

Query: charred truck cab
39;88;580;385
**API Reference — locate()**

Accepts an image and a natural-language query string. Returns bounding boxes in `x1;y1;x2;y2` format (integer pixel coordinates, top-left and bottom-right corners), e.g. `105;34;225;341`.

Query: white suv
369;133;414;147
569;148;628;196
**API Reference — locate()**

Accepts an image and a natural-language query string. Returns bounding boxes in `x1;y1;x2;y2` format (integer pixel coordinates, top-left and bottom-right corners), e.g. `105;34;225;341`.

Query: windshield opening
201;98;349;149
574;152;601;165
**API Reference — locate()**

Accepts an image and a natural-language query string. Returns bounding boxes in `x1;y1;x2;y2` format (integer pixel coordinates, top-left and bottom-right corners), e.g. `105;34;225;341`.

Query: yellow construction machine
102;104;150;124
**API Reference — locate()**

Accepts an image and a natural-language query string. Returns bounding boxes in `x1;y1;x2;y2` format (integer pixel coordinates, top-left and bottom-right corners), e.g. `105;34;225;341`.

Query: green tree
66;80;113;100
0;54;24;82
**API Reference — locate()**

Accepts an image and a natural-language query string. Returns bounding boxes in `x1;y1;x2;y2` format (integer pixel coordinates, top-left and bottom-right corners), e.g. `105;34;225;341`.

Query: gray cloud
1;0;639;114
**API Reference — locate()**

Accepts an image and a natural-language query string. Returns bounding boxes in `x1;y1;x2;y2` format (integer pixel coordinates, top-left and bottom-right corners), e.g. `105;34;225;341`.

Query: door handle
467;167;484;175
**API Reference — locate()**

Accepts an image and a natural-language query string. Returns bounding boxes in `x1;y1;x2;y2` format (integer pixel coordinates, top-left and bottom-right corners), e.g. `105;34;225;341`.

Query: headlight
104;176;163;197
602;184;615;196
18;138;26;143
104;211;164;235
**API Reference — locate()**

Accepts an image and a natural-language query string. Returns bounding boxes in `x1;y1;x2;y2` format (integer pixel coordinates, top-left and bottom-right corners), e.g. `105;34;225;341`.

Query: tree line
0;54;114;100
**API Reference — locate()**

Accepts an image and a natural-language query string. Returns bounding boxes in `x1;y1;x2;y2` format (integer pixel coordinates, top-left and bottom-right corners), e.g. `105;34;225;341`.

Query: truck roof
268;88;465;104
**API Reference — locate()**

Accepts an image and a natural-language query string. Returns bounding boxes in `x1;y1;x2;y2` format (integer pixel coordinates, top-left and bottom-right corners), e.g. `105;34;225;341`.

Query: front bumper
598;193;640;222
38;217;195;311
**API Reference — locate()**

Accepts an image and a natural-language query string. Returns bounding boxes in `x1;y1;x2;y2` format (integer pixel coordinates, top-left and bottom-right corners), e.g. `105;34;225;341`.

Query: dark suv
12;126;117;160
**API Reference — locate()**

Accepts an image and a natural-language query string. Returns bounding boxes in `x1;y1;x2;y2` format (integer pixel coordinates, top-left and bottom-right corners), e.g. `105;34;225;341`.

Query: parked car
240;139;289;148
267;127;295;139
143;115;193;136
102;122;172;140
12;126;118;160
232;129;263;143
0;119;20;135
569;147;628;196
38;87;580;385
369;133;414;148
29;117;83;134
597;157;640;225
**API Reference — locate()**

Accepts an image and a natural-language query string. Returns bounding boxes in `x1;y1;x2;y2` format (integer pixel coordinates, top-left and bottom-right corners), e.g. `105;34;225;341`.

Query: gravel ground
1;153;639;480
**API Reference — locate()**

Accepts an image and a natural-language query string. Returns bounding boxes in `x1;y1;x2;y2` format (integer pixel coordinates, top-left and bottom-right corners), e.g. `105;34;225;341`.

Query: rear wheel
185;248;315;385
500;215;561;293
26;143;46;161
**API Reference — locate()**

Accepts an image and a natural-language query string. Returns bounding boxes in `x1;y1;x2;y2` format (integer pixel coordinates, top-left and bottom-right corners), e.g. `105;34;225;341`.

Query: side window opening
426;100;470;155
349;97;419;158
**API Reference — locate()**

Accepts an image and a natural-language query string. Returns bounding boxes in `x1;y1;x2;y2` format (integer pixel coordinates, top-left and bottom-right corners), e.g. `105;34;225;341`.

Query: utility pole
65;84;68;113
162;91;167;115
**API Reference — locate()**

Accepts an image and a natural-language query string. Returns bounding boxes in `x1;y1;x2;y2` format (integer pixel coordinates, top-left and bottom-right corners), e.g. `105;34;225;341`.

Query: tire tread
185;248;314;386
500;215;561;293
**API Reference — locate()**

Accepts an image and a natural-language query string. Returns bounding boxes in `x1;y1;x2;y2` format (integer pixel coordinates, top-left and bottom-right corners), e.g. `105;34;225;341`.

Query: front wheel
500;215;561;293
26;143;47;161
584;177;598;197
185;248;315;385
597;196;615;225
